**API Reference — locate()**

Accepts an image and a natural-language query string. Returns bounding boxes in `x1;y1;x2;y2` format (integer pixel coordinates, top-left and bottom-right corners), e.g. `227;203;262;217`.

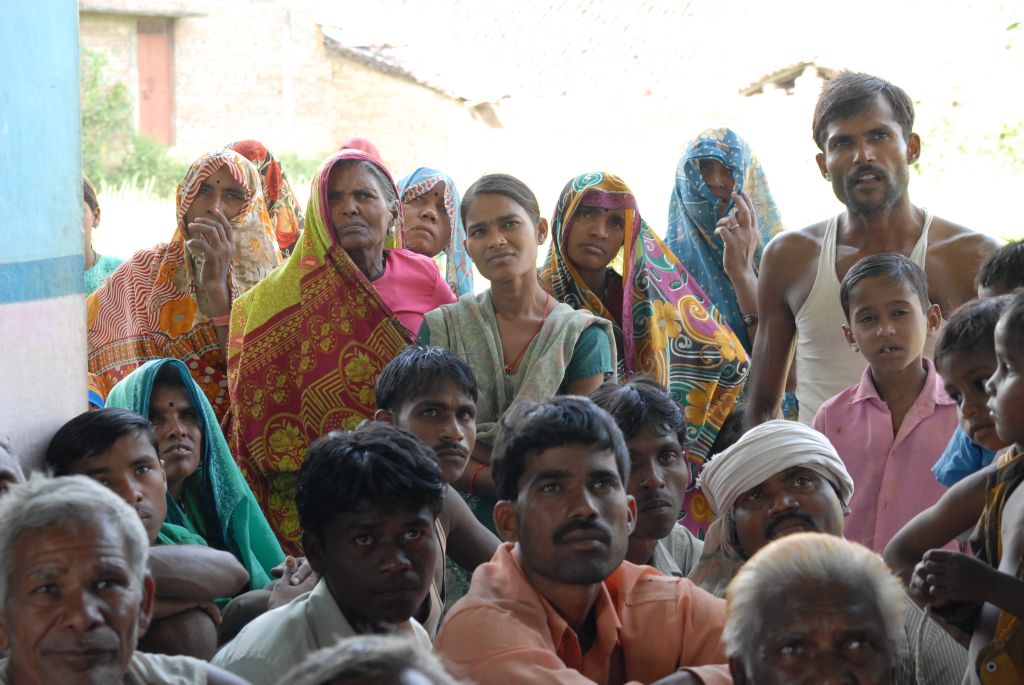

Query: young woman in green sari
418;174;616;531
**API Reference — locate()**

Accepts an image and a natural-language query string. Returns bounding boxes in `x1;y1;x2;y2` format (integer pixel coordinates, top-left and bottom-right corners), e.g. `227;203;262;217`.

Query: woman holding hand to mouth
541;172;749;539
399;167;475;296
419;173;615;531
664;128;784;354
226;150;455;553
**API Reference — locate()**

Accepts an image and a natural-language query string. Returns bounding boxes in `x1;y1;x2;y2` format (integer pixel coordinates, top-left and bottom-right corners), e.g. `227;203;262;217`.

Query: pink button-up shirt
813;358;957;552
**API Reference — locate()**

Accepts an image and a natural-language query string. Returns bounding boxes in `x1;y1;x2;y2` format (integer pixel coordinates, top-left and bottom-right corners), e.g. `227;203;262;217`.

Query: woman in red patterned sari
225;150;455;553
87;149;282;421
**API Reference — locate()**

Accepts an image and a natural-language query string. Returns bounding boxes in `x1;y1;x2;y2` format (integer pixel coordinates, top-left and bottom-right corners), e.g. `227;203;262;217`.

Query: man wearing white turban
691;419;853;597
689;419;967;685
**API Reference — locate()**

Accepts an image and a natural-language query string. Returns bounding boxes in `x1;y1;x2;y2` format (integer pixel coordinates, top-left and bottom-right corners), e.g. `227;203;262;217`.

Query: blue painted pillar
0;3;87;470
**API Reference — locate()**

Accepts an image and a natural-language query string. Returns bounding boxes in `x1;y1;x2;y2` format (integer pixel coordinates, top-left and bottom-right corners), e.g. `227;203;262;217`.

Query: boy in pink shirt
813;252;956;552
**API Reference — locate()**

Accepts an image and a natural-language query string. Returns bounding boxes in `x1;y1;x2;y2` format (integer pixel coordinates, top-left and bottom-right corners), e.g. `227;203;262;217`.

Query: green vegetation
80;48;185;198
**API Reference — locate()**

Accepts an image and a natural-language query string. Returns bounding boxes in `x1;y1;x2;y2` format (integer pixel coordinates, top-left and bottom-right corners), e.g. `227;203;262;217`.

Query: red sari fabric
225;150;413;553
87;150;281;420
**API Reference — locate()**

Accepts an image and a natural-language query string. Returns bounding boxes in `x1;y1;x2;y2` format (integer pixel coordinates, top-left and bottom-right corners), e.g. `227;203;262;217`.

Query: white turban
699;419;854;516
688;420;854;597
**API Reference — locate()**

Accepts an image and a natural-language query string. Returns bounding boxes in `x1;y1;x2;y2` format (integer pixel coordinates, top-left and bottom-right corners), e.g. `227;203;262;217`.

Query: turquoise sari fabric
106;358;284;590
665;129;783;352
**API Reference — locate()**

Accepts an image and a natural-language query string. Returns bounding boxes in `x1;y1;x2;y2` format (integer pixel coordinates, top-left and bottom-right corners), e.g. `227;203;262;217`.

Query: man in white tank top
745;72;999;428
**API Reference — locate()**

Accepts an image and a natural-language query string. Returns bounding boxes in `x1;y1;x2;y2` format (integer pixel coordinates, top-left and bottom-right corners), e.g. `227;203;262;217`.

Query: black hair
588;377;683;441
812;71;915;151
839;252;930;321
296;422;445;541
45;408;157;476
461;173;541;227
935;296;1013;368
976;240;1024;294
375;346;478;412
709;406;746;457
153;362;188;390
1000;289;1024;343
83;176;99;213
491;396;629;502
332;158;399;211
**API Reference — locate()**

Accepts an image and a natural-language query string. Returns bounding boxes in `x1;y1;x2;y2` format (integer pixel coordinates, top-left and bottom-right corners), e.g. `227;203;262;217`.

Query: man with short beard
690;419;967;685
745;71;999;428
436;397;729;685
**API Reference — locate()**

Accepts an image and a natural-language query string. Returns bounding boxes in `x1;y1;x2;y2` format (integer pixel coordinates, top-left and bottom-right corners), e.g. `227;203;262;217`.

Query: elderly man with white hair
689;419;967;685
724;532;905;684
0;473;247;685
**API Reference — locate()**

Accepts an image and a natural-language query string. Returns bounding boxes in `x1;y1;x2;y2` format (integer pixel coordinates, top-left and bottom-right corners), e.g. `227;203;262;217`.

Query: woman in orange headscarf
87;149;282;420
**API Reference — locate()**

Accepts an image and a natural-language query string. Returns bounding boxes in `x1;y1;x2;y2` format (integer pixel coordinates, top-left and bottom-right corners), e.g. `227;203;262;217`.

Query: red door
137;18;174;145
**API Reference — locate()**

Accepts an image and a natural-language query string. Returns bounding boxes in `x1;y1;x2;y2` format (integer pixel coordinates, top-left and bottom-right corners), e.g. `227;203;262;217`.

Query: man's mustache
434;441;470;459
764;511;817;539
552;518;611;545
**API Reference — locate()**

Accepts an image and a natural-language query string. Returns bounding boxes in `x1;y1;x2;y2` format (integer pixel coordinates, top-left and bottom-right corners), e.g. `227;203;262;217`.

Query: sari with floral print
541;172;749;537
228;140;304;256
224;150;413;554
87;150;282;421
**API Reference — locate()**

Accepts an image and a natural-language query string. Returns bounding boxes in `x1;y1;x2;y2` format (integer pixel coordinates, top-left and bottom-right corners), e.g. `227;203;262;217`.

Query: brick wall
79;0;493;184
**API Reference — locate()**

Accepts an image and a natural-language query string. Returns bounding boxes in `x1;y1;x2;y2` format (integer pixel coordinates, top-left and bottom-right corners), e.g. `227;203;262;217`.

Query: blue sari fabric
665;129;783;352
398;167;474;296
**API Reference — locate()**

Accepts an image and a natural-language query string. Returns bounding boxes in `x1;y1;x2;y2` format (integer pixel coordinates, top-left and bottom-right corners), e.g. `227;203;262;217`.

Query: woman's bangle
467;462;488;496
210;314;231;328
741;312;759;328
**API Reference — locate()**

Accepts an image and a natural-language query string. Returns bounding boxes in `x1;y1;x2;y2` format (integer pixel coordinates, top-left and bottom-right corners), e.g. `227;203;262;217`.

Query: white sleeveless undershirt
794;210;933;424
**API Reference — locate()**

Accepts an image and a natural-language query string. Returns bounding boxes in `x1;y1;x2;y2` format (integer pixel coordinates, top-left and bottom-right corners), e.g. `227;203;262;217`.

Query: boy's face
67;430;168;543
986;319;1024;446
842;276;940;372
937;348;1008;451
377;381;477;484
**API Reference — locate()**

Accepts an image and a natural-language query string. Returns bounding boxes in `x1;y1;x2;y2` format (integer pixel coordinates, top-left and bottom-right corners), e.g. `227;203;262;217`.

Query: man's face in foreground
732;466;845;558
0;519;153;685
499;443;635;588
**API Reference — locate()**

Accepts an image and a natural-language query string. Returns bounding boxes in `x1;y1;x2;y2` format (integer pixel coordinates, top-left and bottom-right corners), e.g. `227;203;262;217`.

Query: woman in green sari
105;357;284;590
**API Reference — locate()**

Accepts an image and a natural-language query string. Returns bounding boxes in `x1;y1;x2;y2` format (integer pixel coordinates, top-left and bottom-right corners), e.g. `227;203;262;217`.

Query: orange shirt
436;543;731;685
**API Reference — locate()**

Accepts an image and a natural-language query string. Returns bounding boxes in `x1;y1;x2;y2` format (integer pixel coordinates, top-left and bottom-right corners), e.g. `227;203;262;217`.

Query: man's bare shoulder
762;220;829;265
927;216;1001;260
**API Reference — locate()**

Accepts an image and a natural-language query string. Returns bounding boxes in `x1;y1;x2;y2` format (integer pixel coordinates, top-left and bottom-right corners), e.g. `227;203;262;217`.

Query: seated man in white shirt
213;423;441;685
0;473;246;685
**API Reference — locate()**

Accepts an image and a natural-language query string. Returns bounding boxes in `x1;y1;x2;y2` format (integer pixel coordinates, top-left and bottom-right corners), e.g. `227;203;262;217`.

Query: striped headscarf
87;149;281;419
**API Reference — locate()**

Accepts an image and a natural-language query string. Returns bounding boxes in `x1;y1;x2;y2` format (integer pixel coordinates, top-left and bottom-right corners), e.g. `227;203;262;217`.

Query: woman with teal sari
106;357;285;590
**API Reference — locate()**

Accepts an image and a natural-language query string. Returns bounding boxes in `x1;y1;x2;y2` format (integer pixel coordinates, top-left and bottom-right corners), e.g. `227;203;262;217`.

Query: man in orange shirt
435;396;730;685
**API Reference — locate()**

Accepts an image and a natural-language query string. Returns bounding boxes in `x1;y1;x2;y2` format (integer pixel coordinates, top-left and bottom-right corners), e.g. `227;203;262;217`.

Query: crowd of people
9;70;1021;684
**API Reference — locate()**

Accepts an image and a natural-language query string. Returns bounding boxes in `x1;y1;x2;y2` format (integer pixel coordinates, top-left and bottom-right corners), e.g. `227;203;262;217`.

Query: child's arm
914;549;1024;621
883;464;995;585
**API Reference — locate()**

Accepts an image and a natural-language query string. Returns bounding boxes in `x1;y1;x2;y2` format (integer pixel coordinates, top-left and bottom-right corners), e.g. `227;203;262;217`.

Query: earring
824;172;831;181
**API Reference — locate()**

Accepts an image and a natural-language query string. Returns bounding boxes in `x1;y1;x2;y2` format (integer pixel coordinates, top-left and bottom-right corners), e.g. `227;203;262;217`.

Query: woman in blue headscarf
399;167;474;296
664;129;784;353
